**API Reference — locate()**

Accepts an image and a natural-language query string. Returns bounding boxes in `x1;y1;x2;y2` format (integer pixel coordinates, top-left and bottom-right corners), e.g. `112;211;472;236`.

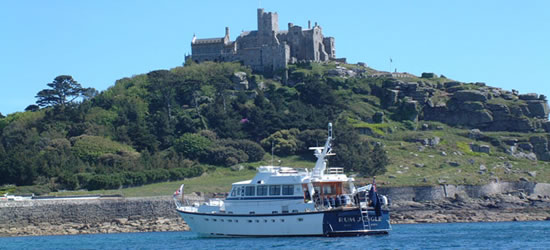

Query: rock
529;136;548;147
543;121;550;133
470;143;490;154
384;89;400;106
468;129;484;140
468;159;475;165
479;165;487;171
232;72;249;90
373;111;384;123
518;143;533;151
414;163;425;168
430;137;440;147
462;101;485;111
453;90;487;102
421;123;429;130
526;100;549;119
388;175;396;179
518;93;538;100
519;177;529;182
440;151;447;156
527;171;537;177
479;145;491;154
448;161;460;167
401;99;419;121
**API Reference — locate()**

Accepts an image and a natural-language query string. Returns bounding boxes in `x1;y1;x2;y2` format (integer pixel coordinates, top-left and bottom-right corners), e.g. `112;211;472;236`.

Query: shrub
220;139;265;162
260;129;300;156
205;146;248;166
174;133;212;160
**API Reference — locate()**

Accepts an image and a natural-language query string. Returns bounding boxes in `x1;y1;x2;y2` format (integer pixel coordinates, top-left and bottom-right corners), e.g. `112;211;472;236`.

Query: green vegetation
1;61;548;196
0;62;387;195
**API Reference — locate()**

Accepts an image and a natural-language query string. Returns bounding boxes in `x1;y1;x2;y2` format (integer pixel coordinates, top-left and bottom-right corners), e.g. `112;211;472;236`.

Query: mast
311;123;334;177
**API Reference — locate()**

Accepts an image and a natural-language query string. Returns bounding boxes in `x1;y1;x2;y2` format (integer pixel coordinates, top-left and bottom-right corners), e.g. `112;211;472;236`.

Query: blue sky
1;0;549;115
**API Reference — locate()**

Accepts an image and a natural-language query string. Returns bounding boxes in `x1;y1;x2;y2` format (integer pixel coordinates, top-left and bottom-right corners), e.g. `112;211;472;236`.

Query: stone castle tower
188;9;335;73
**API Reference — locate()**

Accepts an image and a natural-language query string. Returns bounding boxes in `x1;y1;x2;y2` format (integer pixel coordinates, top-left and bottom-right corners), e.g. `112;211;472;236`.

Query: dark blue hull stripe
226;196;304;200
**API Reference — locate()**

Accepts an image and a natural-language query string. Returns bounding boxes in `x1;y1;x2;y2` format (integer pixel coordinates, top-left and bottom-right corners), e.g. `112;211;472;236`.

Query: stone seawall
378;182;550;201
1;182;548;236
0;196;193;236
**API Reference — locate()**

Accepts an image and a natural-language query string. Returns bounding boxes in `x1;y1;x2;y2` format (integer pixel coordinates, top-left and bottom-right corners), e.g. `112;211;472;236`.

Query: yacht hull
176;208;390;237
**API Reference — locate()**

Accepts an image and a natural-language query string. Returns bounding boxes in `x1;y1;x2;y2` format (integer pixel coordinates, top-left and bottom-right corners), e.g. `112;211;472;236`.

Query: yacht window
230;187;236;197
257;185;268;196
282;185;294;195
323;185;333;195
240;186;245;196
245;186;255;196
269;185;281;196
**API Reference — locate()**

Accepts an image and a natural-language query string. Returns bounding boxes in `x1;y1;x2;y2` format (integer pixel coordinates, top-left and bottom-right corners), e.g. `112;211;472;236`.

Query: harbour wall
378;182;550;201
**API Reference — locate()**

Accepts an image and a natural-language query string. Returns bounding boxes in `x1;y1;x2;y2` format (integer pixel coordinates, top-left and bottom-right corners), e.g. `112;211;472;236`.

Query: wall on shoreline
378;182;550;201
0;196;181;228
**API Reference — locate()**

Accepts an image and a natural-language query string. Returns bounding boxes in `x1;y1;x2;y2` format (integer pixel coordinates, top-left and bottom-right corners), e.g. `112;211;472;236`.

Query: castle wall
189;9;335;73
323;37;335;59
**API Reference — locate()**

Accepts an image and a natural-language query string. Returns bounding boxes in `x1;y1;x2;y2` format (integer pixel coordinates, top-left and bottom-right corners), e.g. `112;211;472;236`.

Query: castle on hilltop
187;9;336;73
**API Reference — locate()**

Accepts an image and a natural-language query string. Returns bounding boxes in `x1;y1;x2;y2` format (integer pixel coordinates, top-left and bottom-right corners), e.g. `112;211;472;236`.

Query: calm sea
1;221;549;249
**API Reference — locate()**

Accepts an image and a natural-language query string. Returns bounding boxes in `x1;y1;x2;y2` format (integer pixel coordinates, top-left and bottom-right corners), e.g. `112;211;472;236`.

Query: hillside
1;61;549;195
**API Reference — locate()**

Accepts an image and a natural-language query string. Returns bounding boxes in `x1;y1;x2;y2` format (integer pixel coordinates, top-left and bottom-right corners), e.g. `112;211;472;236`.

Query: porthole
280;219;285;222
221;219;224;222
255;220;259;223
248;220;252;223
264;220;268;223
298;218;304;222
228;219;232;222
205;218;209;221
271;219;275;222
213;219;217;222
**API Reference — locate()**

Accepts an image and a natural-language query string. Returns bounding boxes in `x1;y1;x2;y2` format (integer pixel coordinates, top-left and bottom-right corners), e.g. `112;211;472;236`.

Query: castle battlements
188;9;335;73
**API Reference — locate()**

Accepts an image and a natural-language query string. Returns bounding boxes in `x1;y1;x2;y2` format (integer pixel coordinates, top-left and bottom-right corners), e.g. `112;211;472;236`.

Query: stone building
187;9;336;73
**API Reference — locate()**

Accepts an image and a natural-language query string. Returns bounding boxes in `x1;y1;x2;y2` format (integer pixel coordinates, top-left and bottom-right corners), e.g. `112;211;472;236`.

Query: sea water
1;221;549;249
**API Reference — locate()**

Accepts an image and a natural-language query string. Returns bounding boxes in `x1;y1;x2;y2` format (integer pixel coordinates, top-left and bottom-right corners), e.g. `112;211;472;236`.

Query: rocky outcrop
232;72;249;90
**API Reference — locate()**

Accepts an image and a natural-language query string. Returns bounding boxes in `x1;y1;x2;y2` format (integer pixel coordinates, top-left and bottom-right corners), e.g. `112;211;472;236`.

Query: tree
0;112;4;118
35;75;95;108
25;104;40;112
